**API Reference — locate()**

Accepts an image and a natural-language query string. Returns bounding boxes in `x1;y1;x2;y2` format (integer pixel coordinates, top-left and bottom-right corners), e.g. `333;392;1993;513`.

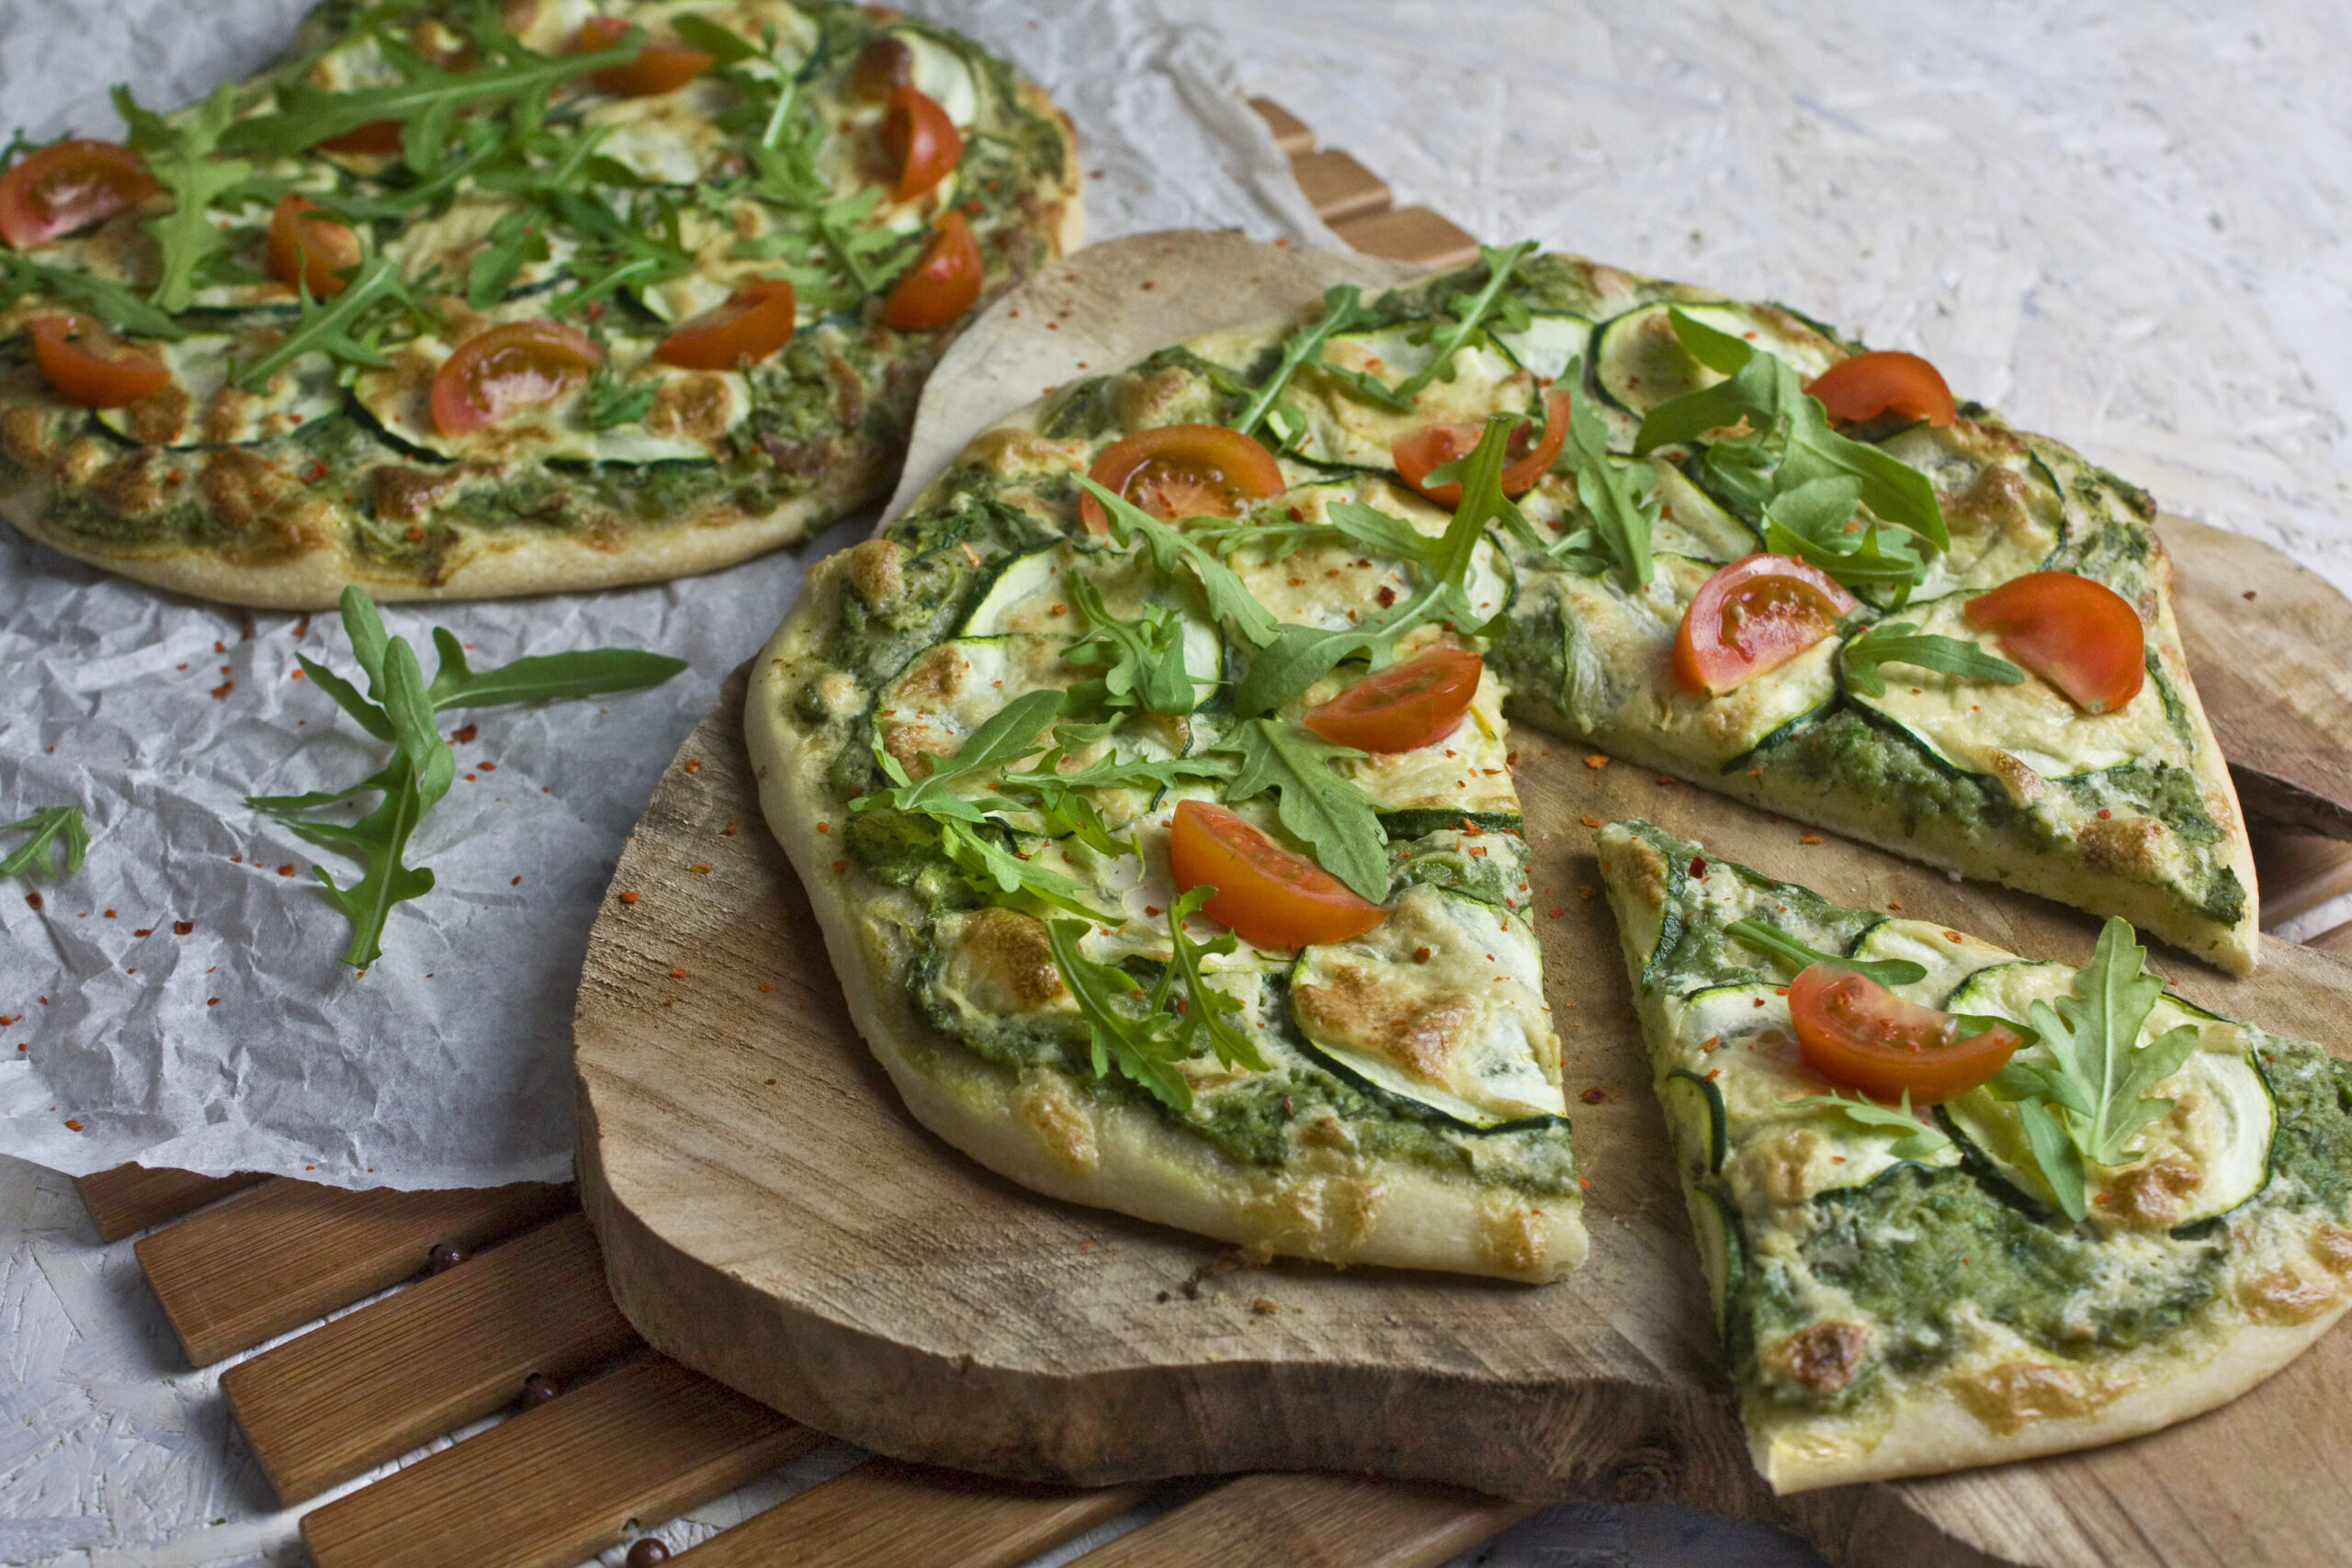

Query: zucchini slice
1875;424;2065;593
1660;1067;1729;1179
959;547;1067;636
1287;325;1535;468
1492;311;1595;382
1649;458;1761;560
1845;592;2176;781
1590;300;1844;421
96;333;345;448
1288;885;1565;1129
1940;961;2276;1227
1685;1181;1744;1332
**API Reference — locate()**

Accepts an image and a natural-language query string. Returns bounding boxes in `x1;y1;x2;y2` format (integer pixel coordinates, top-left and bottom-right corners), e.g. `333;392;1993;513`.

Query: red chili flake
618;890;641;905
404;525;427;544
2096;807;2112;819
1688;856;1707;879
2243;590;2257;602
277;864;296;877
103;909;116;919
210;681;235;700
831;858;849;874
1506;751;1519;765
1580;1087;1611;1105
584;299;605;321
464;773;476;783
757;982;774;994
304;462;329;481
670;967;689;979
230;856;241;863
213;640;225;654
479;761;496;773
1747;767;1763;778
451;724;479;744
511;875;521;886
1752;997;1768;1008
25;893;41;911
1583;753;1609;770
816;821;831;835
1466;845;1488;858
208;998;220;1007
684;758;702;774
1657;774;1677;785
1579;815;1601;829
1142;905;1161;918
1375;585;1397;608
1800;833;1823;845
63;1119;82;1132
1548;907;1565;919
722;815;740;837
1579;886;1598;899
1887;901;1903;911
688;863;711;874
1701;1035;1722;1053
174;919;194;935
124;967;135;975
1943;930;1963;942
1411;946;1433;963
289;667;305;680
1460;817;1483;835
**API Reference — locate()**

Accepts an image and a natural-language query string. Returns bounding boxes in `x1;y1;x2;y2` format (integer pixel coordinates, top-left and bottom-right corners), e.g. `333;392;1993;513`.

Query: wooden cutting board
573;239;2352;1567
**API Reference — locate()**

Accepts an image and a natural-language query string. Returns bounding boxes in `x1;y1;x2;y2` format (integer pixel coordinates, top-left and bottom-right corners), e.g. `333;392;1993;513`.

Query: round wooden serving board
576;238;2352;1567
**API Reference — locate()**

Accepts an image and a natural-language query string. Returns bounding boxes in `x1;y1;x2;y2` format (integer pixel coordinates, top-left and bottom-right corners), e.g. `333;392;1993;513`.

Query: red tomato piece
653;278;797;370
877;210;982;332
1391;389;1571;507
1303;648;1484;753
1963;570;2145;714
1077;422;1286;536
1804;350;1956;429
319;120;405;156
847;36;914;101
429;321;604;437
1673;553;1858;696
0;140;159;249
1168;799;1388;950
1788;963;2023;1105
577;16;714;96
881;84;963;201
265;195;362;299
29;315;170;408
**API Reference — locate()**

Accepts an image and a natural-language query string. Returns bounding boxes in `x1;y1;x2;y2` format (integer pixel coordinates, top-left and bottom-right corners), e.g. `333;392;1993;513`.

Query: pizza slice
1594;818;2352;1490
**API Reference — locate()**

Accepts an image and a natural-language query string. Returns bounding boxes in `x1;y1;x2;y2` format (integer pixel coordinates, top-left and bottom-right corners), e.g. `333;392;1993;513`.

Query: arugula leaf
0;255;186;339
1724;917;1928;987
466;209;548;308
233;253;414;390
1076;478;1281;648
1839;618;2024;697
1209;719;1387;902
0;807;89;880
1390;242;1535;400
1232;283;1394;438
424;626;686;709
577;363;657;431
1782;1089;1951;1162
669;12;762;64
1159;885;1267;1072
114;84;253;313
940;819;1119;921
1551;360;1657;589
1063;575;1208;716
859;688;1068;810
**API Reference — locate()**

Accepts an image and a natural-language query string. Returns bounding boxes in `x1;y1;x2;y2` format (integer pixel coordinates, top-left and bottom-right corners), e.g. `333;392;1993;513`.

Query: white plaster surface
2;0;2347;1561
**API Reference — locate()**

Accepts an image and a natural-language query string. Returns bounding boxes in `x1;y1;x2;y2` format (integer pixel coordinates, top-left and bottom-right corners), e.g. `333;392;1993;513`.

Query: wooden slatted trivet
67;96;2352;1568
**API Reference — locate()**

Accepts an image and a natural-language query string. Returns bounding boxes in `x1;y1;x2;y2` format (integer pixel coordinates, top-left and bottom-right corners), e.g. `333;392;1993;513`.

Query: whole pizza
0;0;1079;606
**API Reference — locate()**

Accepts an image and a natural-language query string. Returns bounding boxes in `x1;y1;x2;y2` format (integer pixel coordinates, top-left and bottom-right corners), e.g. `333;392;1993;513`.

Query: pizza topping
1207;719;1390;903
0;139;157;249
878;209;982;331
882;85;963;201
1391;389;1569;506
1963;570;2146;714
1785;963;2023;1105
652;279;796;370
318;120;404;156
1804;350;1956;429
30;315;171;409
1077;422;1285;535
1304;648;1483;754
1674;554;1856;696
1766;1321;1869;1394
429;321;604;436
1168;799;1387;949
265;195;362;299
848;37;916;102
576;17;715;98
1838;616;2021;698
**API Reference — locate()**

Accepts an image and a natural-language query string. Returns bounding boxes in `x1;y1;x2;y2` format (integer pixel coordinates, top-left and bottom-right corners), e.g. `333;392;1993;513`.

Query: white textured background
4;0;2348;1561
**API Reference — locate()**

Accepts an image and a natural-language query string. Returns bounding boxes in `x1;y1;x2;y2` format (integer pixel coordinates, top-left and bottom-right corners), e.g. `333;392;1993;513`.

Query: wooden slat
135;1179;572;1367
1248;96;1315;155
2253;826;2352;930
673;1459;1150;1568
1329;206;1482;270
1067;1474;1532;1568
220;1213;641;1506
301;1354;818;1568
1290;148;1392;225
2310;919;2352;957
75;1165;265;1242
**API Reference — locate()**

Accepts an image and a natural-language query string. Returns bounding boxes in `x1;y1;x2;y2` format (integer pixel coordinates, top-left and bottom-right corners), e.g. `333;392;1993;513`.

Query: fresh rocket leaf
860;688;1068;806
233;253;414;390
1077;478;1281;649
1724;917;1928;987
576;363;657;431
1781;1089;1951;1162
1159;884;1267;1073
1208;719;1387;902
1390;242;1535;400
466;210;548;308
0;255;187;339
424;627;686;710
1063;575;1208;716
0;807;89;880
669;11;763;64
1045;887;1270;1113
1839;618;2024;697
114;84;253;313
1550;359;1657;589
1232;283;1395;438
940;819;1118;922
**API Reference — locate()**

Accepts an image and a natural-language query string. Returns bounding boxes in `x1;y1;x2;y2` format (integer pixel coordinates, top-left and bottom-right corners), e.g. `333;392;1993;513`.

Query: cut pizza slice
1594;818;2352;1491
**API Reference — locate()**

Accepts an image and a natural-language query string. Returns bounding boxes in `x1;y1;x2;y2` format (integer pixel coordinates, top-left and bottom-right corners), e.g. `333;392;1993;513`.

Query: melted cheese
96;333;343;447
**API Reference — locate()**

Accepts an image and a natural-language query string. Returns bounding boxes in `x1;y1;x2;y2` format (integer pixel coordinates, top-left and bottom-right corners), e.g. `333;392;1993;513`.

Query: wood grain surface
74;1164;263;1242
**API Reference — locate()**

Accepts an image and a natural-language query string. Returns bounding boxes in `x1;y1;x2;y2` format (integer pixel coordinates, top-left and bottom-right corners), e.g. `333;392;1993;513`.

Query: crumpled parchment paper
0;0;1323;1190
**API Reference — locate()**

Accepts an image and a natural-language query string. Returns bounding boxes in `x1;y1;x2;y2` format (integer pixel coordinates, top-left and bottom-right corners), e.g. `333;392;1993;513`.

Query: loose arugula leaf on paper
254;588;686;967
0;807;89;880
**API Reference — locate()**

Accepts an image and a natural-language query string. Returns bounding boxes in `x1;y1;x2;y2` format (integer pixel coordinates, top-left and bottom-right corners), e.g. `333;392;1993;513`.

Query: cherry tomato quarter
882;84;962;201
265;195;362;298
877;209;981;332
1963;570;2145;714
0;140;158;249
1078;422;1286;535
1391;389;1571;508
653;278;796;369
577;16;714;96
1168;800;1389;950
1303;648;1484;754
429;321;604;437
29;315;171;408
1804;350;1956;429
1674;553;1858;696
1788;963;2023;1105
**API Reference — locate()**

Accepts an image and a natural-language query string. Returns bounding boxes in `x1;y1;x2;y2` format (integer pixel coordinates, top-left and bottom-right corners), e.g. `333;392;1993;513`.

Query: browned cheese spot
956;907;1067;1011
372;465;459;523
2105;1153;2202;1230
1292;965;1473;1086
202;383;253;446
1768;1321;1870;1395
646;373;733;444
844;536;904;605
1953;1360;2117;1433
2310;1223;2352;1278
199;448;332;562
1758;1129;1822;1205
2238;1266;2338;1325
123;382;191;446
0;405;53;468
91;456;164;515
1478;1199;1548;1276
1012;1077;1098;1174
2075;812;2168;880
825;351;865;431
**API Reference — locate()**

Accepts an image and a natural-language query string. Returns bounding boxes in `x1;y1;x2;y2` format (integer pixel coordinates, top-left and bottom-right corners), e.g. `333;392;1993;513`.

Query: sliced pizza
1595;818;2352;1490
0;0;1079;606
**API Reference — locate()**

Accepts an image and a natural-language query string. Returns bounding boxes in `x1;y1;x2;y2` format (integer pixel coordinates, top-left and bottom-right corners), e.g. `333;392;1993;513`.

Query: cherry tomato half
882;84;963;202
1788;963;2023;1105
1804;351;1956;429
1674;553;1858;696
653;278;796;370
265;195;362;299
1304;647;1484;754
877;209;981;332
1168;799;1388;950
1078;423;1285;536
1391;389;1571;507
577;16;714;97
1963;570;2145;715
847;36;914;102
29;315;171;408
429;321;604;437
0;140;158;250
318;120;405;156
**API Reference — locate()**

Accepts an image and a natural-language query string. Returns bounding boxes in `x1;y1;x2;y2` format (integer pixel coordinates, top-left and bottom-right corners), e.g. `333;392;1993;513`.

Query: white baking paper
0;0;1323;1190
